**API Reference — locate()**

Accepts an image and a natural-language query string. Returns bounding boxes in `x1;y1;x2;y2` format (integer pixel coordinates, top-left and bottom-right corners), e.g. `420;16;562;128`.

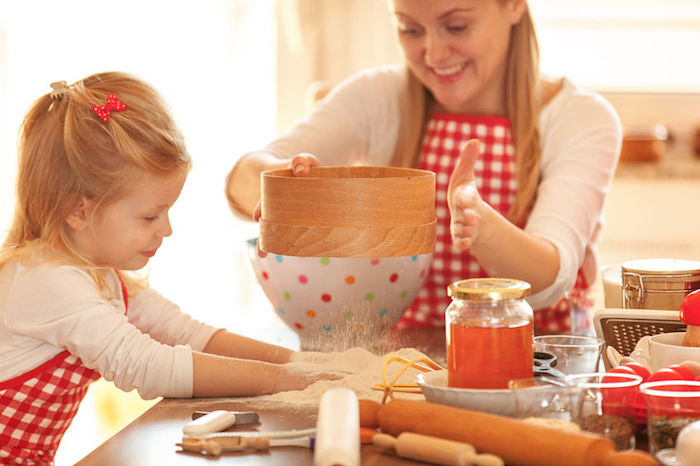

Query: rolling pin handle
371;433;397;449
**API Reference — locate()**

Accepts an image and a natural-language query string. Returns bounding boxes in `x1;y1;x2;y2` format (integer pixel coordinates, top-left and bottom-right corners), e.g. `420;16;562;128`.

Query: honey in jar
446;278;534;389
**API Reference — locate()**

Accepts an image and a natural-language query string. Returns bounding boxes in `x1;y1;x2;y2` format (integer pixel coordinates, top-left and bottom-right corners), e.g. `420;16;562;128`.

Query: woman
226;0;622;334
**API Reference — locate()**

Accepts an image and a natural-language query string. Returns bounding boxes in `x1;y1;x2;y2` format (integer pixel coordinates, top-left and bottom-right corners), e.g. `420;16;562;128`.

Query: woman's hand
252;152;321;221
290;152;320;176
447;139;485;252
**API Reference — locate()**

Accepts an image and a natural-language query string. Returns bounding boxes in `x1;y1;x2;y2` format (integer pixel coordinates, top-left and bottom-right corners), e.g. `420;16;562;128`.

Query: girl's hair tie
92;92;127;122
49;81;70;100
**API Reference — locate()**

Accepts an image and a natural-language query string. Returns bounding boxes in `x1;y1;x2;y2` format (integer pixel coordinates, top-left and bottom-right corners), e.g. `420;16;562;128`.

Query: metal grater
599;312;685;356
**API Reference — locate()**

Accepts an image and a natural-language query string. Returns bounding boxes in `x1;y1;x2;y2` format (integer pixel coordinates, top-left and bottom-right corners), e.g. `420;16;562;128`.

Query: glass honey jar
446;278;534;389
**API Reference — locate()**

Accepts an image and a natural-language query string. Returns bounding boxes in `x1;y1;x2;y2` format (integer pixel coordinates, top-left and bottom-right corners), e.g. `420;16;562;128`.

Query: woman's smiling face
392;0;525;114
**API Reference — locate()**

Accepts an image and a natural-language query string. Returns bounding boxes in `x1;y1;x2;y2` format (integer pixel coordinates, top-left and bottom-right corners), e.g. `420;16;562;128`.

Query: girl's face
69;170;187;270
392;0;525;114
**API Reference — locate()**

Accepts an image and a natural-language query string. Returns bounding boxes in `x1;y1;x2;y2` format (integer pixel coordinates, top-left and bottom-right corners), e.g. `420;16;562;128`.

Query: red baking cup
640;380;700;419
566;372;643;420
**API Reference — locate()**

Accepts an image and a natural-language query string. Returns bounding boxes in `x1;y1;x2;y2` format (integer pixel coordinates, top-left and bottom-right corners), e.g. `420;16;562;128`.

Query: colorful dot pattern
249;248;432;339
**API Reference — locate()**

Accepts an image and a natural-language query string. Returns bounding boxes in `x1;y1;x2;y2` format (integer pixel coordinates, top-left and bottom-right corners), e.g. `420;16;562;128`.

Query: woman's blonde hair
0;72;191;293
391;3;541;225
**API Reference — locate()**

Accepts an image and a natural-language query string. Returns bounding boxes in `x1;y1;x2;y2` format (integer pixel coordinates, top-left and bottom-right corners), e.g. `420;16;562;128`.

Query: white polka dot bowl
246;238;433;351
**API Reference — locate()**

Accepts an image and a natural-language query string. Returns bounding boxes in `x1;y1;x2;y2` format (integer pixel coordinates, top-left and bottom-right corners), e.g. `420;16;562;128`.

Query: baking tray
593;308;686;357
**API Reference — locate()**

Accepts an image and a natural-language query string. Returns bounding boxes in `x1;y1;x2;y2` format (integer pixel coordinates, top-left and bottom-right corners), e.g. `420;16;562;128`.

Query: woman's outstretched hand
253;152;320;221
447;139;484;252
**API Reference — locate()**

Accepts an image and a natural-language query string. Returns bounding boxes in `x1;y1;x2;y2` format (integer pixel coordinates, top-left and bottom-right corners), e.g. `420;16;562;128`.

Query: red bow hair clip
92;93;126;122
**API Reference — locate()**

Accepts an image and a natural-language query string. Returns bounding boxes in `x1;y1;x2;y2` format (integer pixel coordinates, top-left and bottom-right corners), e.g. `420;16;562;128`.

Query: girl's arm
192;351;341;397
201;328;293;364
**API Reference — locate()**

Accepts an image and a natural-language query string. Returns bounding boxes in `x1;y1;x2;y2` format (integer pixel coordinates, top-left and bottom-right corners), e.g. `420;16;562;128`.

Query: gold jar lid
448;278;531;301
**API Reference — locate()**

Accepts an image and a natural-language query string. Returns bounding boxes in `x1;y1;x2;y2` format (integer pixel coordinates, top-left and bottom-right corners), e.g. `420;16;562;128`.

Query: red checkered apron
398;114;591;334
0;272;128;464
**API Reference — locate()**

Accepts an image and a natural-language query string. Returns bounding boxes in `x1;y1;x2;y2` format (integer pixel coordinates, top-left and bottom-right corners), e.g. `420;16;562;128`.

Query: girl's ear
65;196;92;231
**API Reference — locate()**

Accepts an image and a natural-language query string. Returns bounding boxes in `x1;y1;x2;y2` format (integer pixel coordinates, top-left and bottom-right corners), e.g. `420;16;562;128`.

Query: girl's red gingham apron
0;272;128;464
398;113;591;335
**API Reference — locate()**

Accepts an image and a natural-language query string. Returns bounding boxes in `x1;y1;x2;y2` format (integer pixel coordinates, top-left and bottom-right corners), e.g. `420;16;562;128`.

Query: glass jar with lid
446;278;534;389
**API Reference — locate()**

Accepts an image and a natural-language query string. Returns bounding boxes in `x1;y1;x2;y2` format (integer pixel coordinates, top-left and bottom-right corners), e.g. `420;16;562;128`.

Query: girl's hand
447;139;484;252
272;364;345;393
252;153;321;221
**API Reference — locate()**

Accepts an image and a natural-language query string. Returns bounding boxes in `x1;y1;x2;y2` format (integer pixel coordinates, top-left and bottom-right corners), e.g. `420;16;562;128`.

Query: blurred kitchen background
0;1;699;463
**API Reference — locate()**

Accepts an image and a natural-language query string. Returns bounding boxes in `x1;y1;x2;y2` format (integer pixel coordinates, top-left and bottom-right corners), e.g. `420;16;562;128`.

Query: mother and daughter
0;0;621;463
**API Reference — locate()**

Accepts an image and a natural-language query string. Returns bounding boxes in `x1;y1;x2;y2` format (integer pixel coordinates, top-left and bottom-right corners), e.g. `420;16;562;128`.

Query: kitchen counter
615;143;700;179
75;328;446;466
74;397;434;466
74;326;658;466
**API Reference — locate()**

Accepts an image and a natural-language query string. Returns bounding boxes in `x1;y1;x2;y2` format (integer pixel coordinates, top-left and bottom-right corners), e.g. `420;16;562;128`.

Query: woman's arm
225;66;405;219
448;140;560;293
225;151;289;219
469;203;560;292
226;151;320;220
449;84;622;305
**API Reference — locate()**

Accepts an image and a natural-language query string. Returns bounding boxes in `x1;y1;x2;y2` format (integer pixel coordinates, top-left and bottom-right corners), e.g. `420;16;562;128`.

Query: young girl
0;72;340;463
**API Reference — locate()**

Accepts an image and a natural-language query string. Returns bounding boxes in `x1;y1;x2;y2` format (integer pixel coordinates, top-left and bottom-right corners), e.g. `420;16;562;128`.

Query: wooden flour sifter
258;166;436;258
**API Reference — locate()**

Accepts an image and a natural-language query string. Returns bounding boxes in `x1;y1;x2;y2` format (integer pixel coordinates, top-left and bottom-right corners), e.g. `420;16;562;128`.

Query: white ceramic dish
629;332;700;371
416;370;517;417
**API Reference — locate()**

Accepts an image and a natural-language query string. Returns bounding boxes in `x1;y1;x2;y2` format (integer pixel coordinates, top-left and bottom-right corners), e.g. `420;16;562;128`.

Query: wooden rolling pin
373;432;503;466
360;400;658;466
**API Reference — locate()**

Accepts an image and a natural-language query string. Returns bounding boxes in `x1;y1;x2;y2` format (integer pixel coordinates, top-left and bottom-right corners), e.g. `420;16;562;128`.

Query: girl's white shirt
256;65;622;309
0;261;219;399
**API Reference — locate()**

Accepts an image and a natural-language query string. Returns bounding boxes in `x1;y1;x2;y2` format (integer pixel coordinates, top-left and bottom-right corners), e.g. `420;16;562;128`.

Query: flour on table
235;347;433;411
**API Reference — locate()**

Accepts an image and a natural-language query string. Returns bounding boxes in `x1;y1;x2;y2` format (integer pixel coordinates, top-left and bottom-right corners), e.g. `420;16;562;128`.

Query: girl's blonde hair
391;4;541;225
1;72;191;292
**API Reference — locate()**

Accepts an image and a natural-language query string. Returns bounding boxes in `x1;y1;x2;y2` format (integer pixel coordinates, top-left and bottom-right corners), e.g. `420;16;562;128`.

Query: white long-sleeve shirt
0;261;219;399
257;65;622;309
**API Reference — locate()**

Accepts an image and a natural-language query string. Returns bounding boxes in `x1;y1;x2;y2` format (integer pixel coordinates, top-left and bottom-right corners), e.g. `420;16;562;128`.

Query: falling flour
234;346;431;412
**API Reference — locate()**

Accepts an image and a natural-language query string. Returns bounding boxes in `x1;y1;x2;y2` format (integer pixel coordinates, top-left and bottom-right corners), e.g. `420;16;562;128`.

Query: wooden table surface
76;328;446;466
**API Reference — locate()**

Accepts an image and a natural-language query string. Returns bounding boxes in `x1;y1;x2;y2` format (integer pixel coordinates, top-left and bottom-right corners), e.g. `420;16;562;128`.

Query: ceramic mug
630;332;700;371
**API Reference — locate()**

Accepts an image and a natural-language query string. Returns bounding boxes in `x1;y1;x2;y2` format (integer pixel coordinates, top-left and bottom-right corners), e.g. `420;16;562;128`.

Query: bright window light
0;0;278;333
530;0;700;92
